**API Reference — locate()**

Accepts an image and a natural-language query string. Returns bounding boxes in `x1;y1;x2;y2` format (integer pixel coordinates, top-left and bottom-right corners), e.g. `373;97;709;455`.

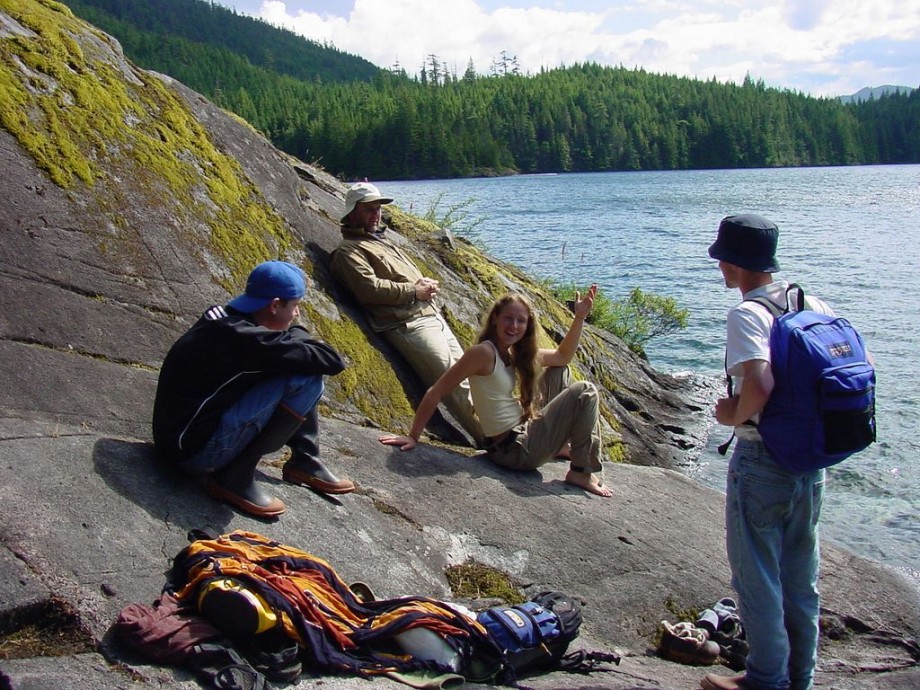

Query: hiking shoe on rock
658;621;720;665
700;672;747;690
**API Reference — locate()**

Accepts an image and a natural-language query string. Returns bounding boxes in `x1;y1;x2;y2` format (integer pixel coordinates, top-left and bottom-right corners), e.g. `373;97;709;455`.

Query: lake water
381;165;920;575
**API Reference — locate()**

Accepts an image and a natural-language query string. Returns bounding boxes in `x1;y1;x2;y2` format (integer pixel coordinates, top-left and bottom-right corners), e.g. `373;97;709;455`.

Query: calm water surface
381;165;920;573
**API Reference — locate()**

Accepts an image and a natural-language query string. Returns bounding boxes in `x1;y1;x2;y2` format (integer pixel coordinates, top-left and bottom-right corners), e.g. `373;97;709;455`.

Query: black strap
189;643;270;690
556;649;621;673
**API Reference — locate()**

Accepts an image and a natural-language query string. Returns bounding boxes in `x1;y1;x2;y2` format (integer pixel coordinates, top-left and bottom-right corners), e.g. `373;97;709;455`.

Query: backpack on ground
476;591;618;680
746;284;876;472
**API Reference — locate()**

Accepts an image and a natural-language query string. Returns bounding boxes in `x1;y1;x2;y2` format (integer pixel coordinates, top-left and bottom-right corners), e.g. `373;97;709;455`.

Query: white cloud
239;0;920;96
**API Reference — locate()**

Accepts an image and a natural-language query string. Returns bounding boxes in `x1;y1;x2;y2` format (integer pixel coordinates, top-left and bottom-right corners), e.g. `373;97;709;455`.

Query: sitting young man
153;260;353;518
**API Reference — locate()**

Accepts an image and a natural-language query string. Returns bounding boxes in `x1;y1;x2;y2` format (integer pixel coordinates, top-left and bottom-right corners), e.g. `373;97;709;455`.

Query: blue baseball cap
227;261;306;313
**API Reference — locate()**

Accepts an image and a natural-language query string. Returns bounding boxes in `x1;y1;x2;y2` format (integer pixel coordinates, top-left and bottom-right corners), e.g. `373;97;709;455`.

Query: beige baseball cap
342;182;394;222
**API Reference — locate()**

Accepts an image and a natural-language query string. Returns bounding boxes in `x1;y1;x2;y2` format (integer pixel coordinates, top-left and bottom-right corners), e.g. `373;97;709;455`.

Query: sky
215;0;920;97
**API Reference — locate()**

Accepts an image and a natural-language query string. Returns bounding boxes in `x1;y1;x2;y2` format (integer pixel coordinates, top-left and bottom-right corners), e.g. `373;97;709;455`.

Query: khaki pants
488;367;603;476
382;313;484;443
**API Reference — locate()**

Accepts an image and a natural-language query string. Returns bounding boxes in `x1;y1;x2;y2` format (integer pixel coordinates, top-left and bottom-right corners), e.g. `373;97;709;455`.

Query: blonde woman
379;287;611;497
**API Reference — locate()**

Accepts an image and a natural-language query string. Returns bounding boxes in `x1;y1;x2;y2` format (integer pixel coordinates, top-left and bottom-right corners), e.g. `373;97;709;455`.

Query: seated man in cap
153;260;354;518
331;181;483;445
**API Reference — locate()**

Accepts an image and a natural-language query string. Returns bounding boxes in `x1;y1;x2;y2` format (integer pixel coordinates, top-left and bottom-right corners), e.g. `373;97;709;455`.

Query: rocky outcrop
1;3;918;689
0;0;708;462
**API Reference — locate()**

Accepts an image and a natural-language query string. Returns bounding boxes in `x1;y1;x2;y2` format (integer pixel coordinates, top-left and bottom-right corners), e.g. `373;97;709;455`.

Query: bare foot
554;443;572;460
565;469;613;497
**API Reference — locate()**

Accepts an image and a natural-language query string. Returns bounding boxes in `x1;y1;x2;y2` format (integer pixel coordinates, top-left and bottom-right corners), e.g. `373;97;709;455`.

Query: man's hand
715;395;740;426
414;278;440;302
379;434;418;451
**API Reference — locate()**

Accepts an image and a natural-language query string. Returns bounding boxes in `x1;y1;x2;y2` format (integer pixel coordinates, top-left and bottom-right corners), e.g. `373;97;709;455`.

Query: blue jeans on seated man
726;439;825;690
181;374;324;475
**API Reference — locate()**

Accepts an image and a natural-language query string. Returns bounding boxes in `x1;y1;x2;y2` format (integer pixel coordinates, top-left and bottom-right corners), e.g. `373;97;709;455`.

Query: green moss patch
0;597;94;659
0;0;292;289
445;561;525;604
303;304;415;428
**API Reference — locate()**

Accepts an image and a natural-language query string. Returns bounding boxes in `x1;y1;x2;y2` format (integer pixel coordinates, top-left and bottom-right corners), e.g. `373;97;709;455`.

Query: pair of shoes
282;459;355;494
658;621;720;665
205;479;285;518
700;672;747;690
697;597;742;635
698;597;744;651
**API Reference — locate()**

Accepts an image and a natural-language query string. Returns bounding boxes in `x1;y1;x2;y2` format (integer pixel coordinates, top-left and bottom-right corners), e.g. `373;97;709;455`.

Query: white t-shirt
725;280;834;439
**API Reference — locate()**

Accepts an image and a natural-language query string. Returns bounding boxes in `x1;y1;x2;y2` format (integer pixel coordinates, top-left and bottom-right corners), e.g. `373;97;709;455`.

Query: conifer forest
65;0;920;181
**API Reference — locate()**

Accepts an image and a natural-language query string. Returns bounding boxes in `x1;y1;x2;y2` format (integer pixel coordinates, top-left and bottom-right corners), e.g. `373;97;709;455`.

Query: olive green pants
487;367;603;476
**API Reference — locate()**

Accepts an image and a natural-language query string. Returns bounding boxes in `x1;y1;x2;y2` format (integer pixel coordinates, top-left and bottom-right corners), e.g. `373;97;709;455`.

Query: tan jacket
331;225;436;332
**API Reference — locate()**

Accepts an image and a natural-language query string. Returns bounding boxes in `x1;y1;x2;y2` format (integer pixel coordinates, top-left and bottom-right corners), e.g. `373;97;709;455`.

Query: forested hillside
65;0;920;180
63;0;380;84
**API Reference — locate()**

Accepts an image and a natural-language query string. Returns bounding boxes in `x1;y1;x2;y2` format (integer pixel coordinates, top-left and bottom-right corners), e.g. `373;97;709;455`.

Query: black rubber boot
282;408;355;494
206;404;304;517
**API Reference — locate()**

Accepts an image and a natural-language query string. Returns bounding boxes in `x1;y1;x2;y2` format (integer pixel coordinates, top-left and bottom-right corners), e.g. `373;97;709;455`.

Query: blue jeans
725;439;825;690
181;374;324;474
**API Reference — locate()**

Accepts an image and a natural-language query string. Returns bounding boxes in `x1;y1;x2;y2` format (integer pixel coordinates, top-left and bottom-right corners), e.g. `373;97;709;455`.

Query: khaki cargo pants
487;366;603;476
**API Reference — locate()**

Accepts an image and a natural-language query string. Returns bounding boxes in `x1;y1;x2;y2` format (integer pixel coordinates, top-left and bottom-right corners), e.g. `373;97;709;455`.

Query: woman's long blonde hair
477;293;541;421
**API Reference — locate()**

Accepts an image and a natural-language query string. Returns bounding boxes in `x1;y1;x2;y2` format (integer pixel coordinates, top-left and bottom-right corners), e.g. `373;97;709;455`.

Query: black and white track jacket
152;305;346;462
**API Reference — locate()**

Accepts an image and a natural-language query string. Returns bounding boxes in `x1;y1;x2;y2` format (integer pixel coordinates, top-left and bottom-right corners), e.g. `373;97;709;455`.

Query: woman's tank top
468;340;524;437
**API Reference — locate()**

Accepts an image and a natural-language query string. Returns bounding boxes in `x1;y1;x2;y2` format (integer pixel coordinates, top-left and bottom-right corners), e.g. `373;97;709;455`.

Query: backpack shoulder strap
718;285;798;456
746;296;783;318
743;283;805;318
782;283;805;312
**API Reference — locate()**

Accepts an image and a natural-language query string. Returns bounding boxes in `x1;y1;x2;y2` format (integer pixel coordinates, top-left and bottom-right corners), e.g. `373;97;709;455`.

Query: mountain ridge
62;0;920;180
839;84;916;103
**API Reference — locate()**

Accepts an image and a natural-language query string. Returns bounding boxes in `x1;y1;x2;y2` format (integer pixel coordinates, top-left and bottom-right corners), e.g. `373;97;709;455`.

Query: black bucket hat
708;214;780;272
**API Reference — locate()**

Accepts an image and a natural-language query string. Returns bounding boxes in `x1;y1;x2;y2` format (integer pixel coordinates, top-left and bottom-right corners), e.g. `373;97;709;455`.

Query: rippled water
382;165;920;571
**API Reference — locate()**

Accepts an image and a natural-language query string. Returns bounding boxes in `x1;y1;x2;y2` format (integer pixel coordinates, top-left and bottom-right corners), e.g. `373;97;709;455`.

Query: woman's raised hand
378;434;418;451
573;284;598;320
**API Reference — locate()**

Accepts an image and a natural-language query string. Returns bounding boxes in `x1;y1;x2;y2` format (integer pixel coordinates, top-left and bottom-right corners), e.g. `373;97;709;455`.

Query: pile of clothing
115;529;504;689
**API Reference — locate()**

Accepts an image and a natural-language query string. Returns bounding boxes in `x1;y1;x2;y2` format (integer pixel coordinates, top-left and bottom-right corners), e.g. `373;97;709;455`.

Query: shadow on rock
92;437;244;533
380;444;591;500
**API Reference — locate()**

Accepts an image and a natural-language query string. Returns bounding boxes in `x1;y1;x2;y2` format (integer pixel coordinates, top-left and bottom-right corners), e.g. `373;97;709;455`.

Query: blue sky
216;1;920;97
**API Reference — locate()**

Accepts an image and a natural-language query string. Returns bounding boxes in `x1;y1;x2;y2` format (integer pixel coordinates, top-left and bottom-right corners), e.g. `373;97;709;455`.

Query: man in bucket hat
331;182;483;445
153;260;354;518
701;215;834;690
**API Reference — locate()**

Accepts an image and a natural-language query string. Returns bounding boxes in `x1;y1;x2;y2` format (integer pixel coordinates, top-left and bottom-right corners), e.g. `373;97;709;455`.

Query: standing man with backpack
701;214;836;690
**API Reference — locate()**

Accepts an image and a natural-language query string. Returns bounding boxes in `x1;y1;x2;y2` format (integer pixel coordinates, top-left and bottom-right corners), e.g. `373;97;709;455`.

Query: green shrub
420;193;484;236
550;283;688;358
